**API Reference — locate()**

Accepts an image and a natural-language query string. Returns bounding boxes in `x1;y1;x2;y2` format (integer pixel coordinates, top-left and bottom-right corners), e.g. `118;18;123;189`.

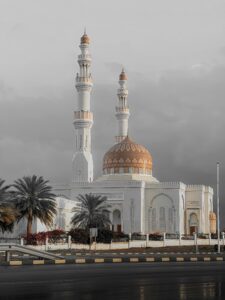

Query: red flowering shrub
24;229;66;245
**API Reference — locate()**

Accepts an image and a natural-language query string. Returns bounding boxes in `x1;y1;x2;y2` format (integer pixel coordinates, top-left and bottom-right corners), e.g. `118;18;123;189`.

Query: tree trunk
27;214;33;238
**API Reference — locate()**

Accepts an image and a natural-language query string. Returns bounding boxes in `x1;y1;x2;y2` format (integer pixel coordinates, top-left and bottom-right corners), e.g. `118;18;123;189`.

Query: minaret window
80;135;83;149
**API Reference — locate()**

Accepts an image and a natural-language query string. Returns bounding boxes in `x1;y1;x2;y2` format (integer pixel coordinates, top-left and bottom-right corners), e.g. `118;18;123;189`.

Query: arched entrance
189;213;198;235
113;209;121;233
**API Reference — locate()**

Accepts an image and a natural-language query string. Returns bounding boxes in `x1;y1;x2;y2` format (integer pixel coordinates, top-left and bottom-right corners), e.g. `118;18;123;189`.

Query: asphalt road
0;262;225;300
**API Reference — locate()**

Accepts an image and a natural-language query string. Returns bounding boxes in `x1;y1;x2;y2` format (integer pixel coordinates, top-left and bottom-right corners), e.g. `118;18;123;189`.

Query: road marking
9;261;22;266
33;260;44;265
95;258;104;263
146;257;155;262
176;257;184;262
203;257;211;261
216;257;223;261
113;258;122;263
130;258;139;262
55;259;66;264
190;257;198;262
75;258;86;264
162;257;170;262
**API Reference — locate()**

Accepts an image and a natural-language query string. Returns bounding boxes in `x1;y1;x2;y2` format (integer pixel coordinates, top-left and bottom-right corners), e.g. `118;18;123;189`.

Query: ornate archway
149;193;176;233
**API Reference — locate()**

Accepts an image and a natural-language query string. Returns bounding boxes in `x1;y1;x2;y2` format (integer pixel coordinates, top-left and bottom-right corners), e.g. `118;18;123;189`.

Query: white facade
53;176;213;235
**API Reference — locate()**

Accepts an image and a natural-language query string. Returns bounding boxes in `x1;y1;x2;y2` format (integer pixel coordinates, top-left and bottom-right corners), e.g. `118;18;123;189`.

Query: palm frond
71;193;111;230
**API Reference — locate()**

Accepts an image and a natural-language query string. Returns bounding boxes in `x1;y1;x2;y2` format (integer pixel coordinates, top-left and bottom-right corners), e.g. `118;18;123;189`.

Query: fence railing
0;238;20;244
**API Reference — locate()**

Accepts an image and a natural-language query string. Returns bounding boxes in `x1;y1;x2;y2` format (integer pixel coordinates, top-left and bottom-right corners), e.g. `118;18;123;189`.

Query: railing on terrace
111;237;129;242
181;235;194;240
166;233;179;240
131;234;146;241
0;238;20;244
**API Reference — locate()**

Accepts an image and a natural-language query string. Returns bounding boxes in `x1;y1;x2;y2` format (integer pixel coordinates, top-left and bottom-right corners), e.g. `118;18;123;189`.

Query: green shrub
68;228;90;244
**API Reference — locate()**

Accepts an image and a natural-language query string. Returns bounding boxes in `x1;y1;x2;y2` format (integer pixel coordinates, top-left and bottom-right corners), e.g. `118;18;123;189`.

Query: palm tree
71;193;111;230
0;204;18;233
0;179;11;202
0;179;18;233
13;175;57;237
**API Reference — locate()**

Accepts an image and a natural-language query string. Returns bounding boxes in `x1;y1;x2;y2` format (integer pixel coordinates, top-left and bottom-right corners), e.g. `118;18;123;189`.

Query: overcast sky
0;0;225;224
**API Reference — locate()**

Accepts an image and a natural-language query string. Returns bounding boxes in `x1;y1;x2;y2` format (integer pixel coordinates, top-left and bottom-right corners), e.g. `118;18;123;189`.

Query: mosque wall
185;185;213;234
144;184;183;234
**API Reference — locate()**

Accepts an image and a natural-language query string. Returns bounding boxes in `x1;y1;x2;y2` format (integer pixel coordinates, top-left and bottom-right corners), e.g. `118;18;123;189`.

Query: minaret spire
115;68;130;143
72;32;93;182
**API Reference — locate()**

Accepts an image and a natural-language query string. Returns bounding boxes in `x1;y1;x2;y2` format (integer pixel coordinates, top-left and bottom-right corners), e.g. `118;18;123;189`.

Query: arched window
152;208;156;232
189;213;198;225
189;213;198;234
159;207;166;231
168;208;173;233
113;210;121;233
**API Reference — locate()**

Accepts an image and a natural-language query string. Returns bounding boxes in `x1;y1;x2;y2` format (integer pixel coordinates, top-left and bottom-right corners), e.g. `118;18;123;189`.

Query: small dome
103;136;152;175
81;33;90;44
119;69;127;81
209;212;216;220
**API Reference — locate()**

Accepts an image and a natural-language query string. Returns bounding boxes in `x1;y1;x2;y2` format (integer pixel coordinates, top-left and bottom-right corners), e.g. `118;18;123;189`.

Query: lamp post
217;162;220;253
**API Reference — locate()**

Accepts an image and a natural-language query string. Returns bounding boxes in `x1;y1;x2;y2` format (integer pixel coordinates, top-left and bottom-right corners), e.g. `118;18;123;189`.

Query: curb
0;255;224;266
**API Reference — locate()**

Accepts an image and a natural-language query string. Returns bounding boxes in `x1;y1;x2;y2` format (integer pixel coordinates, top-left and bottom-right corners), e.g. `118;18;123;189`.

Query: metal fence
0;238;20;244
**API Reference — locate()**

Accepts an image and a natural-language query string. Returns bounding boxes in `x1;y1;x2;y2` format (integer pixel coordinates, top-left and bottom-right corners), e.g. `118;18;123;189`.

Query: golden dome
103;136;152;175
119;69;127;81
81;33;90;44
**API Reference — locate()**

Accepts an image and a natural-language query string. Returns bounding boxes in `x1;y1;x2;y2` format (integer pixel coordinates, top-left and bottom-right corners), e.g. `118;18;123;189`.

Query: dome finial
119;67;127;81
81;29;90;44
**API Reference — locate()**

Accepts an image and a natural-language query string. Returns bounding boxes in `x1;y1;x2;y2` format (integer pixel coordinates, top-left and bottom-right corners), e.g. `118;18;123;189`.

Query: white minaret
72;31;93;182
115;69;130;143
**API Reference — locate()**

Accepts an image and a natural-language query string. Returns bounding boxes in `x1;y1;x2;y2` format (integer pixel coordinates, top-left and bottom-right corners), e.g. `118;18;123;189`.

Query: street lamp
217;162;220;253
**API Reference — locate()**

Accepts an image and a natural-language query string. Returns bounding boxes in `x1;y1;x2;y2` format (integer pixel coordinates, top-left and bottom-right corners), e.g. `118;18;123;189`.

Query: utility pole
217;162;220;253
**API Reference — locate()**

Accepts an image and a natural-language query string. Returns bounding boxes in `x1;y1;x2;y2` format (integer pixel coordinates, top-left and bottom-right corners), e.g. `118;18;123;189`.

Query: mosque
1;32;216;238
53;32;216;236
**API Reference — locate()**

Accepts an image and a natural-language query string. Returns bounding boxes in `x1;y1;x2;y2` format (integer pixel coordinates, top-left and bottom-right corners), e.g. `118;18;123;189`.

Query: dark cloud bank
1;62;225;226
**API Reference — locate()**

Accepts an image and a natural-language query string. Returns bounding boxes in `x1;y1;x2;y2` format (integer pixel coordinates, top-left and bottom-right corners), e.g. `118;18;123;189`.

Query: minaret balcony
78;54;91;61
115;107;129;113
76;76;93;83
74;111;93;121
